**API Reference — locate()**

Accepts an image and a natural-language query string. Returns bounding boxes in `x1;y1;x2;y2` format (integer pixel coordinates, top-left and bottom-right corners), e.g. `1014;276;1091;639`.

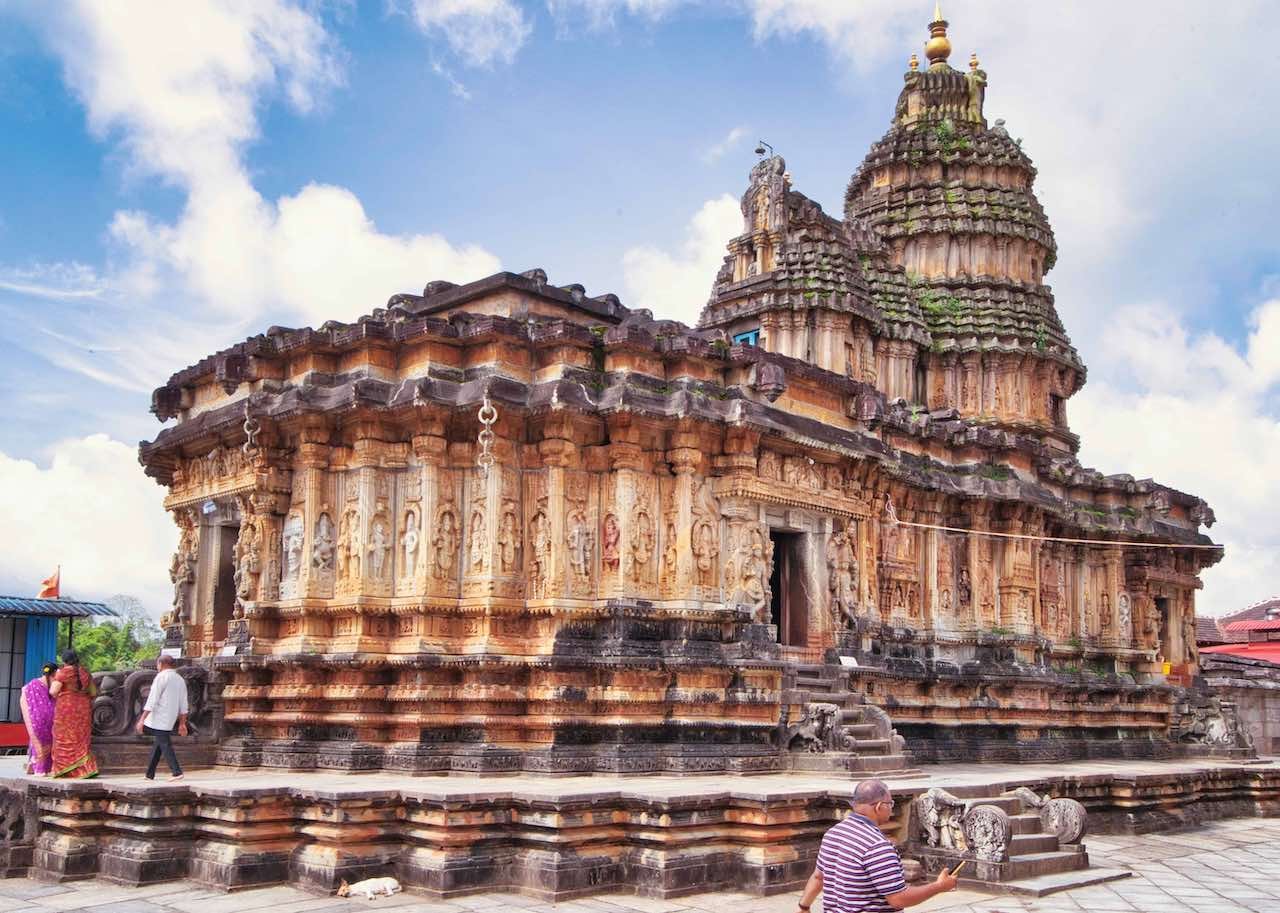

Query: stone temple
134;11;1225;777
14;11;1275;901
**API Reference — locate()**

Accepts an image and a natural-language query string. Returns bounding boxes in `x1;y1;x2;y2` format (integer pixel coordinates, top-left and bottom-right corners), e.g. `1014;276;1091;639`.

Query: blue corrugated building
0;597;118;740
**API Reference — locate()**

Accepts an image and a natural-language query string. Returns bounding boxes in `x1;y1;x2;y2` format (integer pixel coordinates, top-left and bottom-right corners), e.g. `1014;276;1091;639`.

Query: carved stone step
1003;849;1088;881
970;867;1132;897
1008;813;1043;835
850;754;915;772
959;796;1024;814
1009;833;1061;855
838;723;879;739
845;738;893;754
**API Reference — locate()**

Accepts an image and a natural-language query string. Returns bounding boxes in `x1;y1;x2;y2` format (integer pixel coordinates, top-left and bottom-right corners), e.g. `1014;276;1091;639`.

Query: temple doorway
769;530;808;646
210;525;238;642
1155;596;1171;659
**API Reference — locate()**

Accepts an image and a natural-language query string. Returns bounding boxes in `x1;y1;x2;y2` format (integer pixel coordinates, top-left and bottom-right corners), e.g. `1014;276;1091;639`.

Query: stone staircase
910;786;1131;897
781;663;917;775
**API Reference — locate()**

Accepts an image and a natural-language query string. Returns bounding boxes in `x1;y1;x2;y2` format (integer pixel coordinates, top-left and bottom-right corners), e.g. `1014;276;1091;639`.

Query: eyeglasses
874;801;895;811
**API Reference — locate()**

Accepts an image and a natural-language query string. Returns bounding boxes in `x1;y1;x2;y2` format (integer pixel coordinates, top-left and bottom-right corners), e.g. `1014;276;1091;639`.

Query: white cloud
622;193;740;324
431;60;473;100
701;125;750;164
1072;296;1280;617
0;263;104;301
13;0;501;389
0;435;171;616
547;0;685;31
407;0;531;67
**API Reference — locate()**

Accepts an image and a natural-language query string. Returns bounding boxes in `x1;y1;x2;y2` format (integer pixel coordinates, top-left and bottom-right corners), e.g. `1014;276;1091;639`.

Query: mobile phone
950;860;969;877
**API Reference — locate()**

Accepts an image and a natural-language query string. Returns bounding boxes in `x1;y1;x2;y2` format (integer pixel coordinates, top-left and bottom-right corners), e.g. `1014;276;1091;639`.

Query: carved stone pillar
297;424;333;600
535;417;576;602
668;437;704;600
410;419;449;600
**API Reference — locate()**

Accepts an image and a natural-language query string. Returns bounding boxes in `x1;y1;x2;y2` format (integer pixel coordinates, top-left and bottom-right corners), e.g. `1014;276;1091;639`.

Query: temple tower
845;8;1084;448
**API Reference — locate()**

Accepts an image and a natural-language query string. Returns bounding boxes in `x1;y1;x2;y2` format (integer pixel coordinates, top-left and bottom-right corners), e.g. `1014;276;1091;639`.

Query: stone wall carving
165;509;198;627
914;787;969;851
962;804;1011;862
724;519;771;621
827;520;859;629
784;702;841;752
690;479;720;593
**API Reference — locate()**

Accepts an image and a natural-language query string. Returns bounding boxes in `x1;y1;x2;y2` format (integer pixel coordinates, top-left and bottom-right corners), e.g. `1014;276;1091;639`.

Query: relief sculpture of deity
369;515;391;580
498;503;520;574
826;520;859;628
630;509;654;582
529;508;551;597
567;512;594;581
401;509;419;579
432;507;459;581
601;513;621;573
167;510;198;626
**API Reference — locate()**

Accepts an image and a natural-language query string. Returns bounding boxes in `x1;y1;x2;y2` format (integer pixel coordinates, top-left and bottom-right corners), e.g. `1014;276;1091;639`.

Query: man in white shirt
135;654;189;780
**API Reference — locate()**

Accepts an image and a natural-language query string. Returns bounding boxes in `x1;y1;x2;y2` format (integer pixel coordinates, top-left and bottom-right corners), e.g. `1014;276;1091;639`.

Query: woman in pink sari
19;663;56;775
49;650;99;780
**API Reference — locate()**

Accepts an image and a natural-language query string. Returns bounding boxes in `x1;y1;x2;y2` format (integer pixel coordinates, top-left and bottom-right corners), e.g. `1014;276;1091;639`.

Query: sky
0;0;1276;619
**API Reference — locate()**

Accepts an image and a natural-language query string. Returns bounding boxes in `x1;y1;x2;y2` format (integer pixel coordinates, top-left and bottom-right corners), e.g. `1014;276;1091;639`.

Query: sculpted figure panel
529;505;551;598
234;508;262;613
602;513;621;573
827;520;859;629
312;513;334;576
691;479;720;589
401;508;419;580
167;509;198;626
498;500;520;575
338;507;362;589
280;512;305;599
630;507;655;583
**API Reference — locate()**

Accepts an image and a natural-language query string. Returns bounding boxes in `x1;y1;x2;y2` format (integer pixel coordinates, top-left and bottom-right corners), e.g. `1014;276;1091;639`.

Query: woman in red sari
49;649;99;779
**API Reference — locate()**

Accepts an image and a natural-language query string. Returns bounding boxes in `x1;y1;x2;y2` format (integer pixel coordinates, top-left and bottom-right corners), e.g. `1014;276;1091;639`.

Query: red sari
51;665;99;779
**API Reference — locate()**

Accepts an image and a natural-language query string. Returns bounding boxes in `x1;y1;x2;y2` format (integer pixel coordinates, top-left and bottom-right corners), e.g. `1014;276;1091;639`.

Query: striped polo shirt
816;811;907;913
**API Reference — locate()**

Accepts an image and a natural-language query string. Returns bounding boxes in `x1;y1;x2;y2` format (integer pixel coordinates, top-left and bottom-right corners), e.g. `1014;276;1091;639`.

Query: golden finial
909;53;919;72
970;52;979;70
925;3;952;70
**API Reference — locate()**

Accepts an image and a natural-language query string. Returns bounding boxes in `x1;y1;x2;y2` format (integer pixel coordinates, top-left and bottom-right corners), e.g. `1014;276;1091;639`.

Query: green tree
56;594;163;672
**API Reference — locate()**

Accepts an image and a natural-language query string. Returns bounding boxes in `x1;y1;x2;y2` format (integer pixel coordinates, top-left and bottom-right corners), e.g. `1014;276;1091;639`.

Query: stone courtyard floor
1;815;1276;913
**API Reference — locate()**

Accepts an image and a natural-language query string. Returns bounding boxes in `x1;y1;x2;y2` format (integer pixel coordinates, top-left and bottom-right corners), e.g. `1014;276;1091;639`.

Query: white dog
336;877;402;900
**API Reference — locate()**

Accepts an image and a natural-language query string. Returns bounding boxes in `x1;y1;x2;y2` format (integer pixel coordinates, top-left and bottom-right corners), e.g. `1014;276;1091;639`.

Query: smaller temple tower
702;5;1085;452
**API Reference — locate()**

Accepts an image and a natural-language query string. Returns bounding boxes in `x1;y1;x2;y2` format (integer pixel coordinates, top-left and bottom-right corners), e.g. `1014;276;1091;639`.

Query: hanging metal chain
242;401;261;455
476;393;498;478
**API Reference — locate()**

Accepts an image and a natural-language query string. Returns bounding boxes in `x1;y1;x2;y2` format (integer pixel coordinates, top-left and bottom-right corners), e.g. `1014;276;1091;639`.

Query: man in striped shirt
795;779;957;913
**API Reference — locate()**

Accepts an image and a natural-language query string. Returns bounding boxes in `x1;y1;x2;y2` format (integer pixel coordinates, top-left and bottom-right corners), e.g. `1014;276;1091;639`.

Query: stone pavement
9;756;1275;800
0;816;1274;913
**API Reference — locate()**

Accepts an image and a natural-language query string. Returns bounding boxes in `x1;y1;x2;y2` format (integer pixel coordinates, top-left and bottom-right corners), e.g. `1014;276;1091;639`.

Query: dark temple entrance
769;530;808;646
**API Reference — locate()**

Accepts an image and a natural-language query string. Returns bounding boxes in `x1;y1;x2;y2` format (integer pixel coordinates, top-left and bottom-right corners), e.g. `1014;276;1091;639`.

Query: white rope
882;498;1222;550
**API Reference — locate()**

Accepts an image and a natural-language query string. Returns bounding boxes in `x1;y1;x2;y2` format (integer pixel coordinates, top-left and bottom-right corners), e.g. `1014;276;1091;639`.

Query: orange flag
37;567;60;599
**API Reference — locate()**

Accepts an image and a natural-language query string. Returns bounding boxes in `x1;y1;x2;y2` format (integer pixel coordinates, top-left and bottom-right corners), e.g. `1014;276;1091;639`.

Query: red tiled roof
1196;615;1230;645
1218;596;1280;627
1224;618;1280;632
1201;642;1280;663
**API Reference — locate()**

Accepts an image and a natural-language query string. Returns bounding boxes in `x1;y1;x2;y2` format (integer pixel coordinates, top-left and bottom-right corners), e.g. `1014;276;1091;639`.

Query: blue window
732;329;760;347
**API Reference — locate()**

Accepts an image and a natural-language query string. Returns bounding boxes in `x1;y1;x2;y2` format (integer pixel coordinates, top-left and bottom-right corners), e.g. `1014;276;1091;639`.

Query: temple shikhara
137;10;1223;774
14;9;1273;902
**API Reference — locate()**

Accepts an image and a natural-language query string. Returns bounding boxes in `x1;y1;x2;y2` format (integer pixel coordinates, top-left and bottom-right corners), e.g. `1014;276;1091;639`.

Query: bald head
852;779;892;808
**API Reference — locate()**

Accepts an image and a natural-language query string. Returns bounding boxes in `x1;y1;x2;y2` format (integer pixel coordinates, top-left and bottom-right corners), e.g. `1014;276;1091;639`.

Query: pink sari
22;678;54;775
